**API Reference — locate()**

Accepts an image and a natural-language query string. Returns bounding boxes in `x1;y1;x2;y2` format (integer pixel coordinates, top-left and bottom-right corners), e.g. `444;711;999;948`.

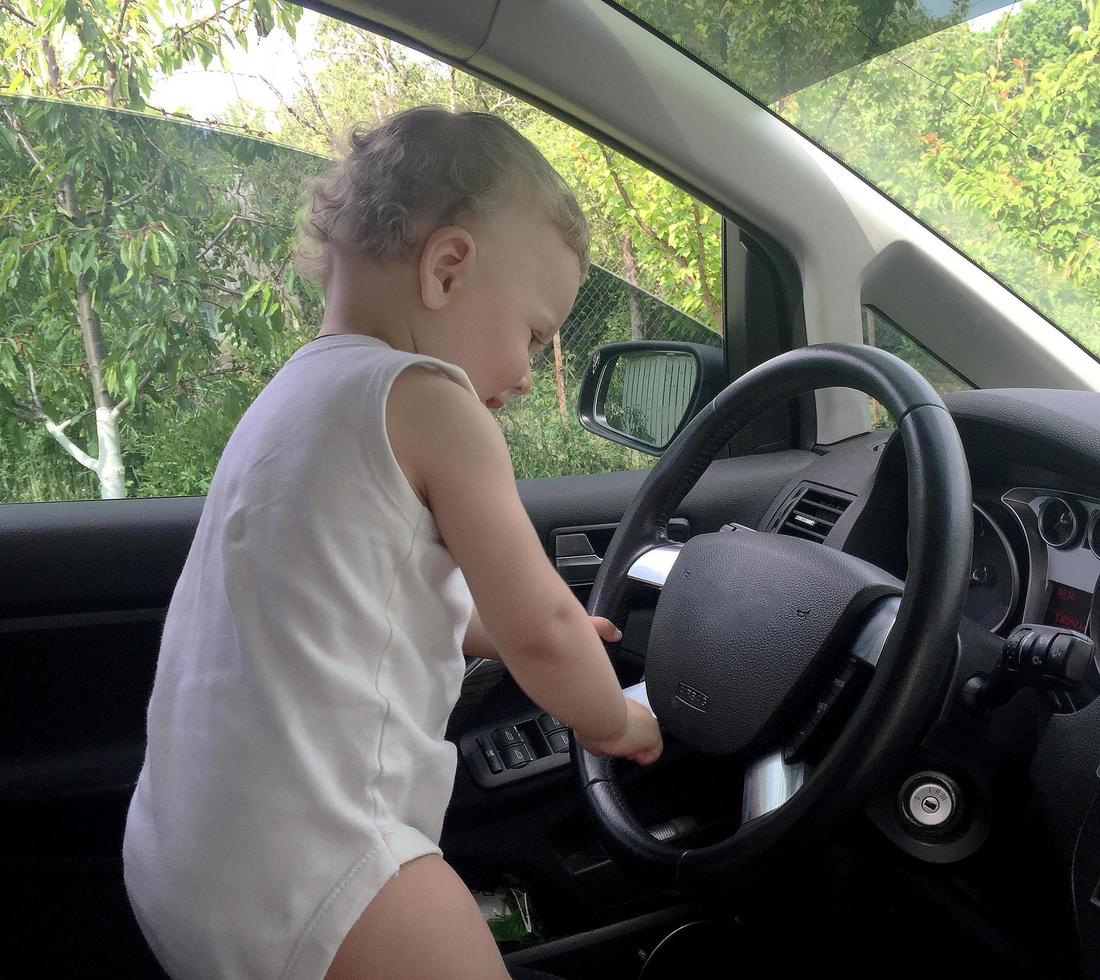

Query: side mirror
576;341;726;454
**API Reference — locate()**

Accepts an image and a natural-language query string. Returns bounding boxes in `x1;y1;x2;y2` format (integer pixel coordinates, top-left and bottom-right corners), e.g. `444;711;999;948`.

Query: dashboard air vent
774;485;853;543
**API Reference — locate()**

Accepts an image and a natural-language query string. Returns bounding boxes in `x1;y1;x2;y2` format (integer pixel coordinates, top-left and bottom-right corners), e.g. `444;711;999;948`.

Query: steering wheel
573;343;973;881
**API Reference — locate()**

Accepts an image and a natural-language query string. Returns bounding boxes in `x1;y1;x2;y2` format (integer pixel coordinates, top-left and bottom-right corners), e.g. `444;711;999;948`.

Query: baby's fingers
591;616;623;644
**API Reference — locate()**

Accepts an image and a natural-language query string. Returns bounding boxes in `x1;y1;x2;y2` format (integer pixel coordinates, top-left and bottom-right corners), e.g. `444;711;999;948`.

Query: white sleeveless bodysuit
123;334;477;979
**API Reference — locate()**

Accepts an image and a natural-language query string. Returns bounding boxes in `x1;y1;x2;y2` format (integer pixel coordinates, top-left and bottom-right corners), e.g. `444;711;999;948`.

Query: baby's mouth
485;396;504;411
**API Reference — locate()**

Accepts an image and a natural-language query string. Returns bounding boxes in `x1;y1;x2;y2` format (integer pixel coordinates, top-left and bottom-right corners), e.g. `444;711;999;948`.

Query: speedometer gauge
1038;496;1079;549
966;505;1020;633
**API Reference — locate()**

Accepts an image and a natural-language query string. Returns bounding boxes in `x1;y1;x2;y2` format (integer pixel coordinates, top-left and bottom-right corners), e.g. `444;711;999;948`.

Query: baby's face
429;200;583;412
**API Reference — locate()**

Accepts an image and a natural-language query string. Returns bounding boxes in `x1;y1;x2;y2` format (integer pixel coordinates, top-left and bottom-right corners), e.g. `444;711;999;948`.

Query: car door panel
0;450;814;970
2;450;815;820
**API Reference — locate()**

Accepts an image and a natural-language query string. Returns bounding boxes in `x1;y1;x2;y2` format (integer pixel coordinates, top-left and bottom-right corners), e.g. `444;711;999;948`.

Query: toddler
123;106;663;980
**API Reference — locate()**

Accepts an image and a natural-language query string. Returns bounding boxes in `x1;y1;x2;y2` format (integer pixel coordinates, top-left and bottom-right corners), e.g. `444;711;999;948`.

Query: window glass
862;306;974;429
611;0;1099;360
0;2;721;502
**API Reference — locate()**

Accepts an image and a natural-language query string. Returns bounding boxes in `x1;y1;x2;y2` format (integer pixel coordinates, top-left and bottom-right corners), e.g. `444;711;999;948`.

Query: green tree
785;0;1099;353
0;0;304;499
620;0;953;106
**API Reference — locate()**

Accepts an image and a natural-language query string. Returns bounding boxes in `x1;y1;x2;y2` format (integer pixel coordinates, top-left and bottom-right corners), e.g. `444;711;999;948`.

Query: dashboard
752;386;1100;974
999;490;1100;641
765;388;1100;656
968;490;1100;644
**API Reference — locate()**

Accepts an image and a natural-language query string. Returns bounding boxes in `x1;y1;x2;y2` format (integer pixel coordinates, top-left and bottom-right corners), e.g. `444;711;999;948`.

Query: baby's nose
513;371;532;397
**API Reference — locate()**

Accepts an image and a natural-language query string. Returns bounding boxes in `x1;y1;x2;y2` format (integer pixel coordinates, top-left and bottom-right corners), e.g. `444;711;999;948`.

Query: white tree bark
95;406;126;498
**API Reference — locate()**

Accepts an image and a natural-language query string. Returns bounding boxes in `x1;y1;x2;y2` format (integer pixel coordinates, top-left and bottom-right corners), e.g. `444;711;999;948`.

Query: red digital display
1044;582;1092;634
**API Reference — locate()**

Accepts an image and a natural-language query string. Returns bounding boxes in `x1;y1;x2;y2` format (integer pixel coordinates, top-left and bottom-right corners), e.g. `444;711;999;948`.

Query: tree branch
112;358;166;418
2;107;58;186
2;107;83;222
0;1;34;28
99;161;114;218
194;213;275;261
17;229;77;252
173;0;248;42
146;271;243;298
690;200;720;328
298;65;333;143
115;0;131;34
41;37;61;93
2;401;40;423
146;363;249;400
598;145;692;273
55;411;88;433
256;72;326;137
112;152;168;210
43;414;99;470
58;84;111;97
25;361;99;470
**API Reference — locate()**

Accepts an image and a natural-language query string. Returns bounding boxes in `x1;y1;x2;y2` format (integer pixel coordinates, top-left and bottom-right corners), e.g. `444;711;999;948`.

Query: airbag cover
645;530;900;754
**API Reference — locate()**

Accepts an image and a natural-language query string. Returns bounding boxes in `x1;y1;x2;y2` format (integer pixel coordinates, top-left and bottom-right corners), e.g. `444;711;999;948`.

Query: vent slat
799;501;846;516
775;485;852;542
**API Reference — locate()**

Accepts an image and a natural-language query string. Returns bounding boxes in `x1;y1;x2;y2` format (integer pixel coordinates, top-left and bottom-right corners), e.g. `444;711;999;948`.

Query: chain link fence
530;263;720;394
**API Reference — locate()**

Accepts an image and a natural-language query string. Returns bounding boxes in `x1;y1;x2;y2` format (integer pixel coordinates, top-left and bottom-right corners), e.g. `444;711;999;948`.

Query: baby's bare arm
461;607;500;660
464;608;622;662
388;368;629;746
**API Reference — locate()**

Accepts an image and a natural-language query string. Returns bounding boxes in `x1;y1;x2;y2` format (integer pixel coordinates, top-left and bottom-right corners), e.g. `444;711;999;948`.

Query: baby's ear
418;226;475;310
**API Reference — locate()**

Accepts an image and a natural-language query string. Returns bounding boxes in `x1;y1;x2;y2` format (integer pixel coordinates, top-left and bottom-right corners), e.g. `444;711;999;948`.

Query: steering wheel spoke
781;594;900;765
742;751;808;823
745;594;900;819
626;543;683;589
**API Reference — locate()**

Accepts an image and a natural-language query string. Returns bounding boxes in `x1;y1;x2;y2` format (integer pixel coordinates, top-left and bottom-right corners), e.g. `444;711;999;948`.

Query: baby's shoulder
386;363;506;496
388;361;477;412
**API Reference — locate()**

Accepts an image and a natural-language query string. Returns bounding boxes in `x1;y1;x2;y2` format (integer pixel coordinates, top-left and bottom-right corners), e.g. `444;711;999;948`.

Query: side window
0;4;722;503
862;307;973;429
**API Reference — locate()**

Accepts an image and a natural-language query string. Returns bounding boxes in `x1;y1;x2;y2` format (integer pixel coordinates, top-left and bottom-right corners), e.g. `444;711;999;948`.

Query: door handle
554;533;602;585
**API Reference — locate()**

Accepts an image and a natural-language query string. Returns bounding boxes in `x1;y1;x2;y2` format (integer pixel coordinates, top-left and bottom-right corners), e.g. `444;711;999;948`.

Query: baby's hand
591;616;623;644
575;697;663;766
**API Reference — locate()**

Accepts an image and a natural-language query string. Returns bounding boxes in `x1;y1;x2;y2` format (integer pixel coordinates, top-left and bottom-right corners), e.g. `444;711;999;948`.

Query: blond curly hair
294;106;590;285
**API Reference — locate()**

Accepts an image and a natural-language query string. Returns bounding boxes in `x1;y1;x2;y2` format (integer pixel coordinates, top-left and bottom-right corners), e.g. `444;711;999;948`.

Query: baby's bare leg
324;853;511;980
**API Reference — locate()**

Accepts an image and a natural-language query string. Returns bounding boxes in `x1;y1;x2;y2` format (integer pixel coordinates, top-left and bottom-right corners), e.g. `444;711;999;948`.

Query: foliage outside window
0;0;722;503
615;0;1099;359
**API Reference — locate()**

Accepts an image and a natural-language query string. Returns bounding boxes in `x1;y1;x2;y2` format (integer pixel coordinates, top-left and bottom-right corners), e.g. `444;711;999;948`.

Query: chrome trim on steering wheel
850;594;901;667
742;595;901;823
622;679;654;714
626;544;683;589
742;751;806;823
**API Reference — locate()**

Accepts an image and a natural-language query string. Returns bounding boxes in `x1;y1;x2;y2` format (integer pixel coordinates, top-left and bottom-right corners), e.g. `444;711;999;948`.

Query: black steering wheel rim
573;342;973;882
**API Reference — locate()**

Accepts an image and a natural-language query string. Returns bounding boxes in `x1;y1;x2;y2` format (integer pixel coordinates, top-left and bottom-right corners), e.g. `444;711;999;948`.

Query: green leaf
124;361;138;403
0;343;18;383
127;73;145;108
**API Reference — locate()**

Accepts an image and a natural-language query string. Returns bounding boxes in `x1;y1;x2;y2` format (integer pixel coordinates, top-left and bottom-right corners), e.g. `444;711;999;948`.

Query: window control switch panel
461;714;572;787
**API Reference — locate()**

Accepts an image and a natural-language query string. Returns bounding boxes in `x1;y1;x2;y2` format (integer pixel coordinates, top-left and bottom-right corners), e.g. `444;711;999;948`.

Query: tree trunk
551;332;567;423
76;273;125;498
56;166;127;498
621;232;645;341
94;406;126;498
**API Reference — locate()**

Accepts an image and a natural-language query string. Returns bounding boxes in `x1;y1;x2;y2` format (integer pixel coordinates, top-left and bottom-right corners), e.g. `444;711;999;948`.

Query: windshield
611;0;1099;359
